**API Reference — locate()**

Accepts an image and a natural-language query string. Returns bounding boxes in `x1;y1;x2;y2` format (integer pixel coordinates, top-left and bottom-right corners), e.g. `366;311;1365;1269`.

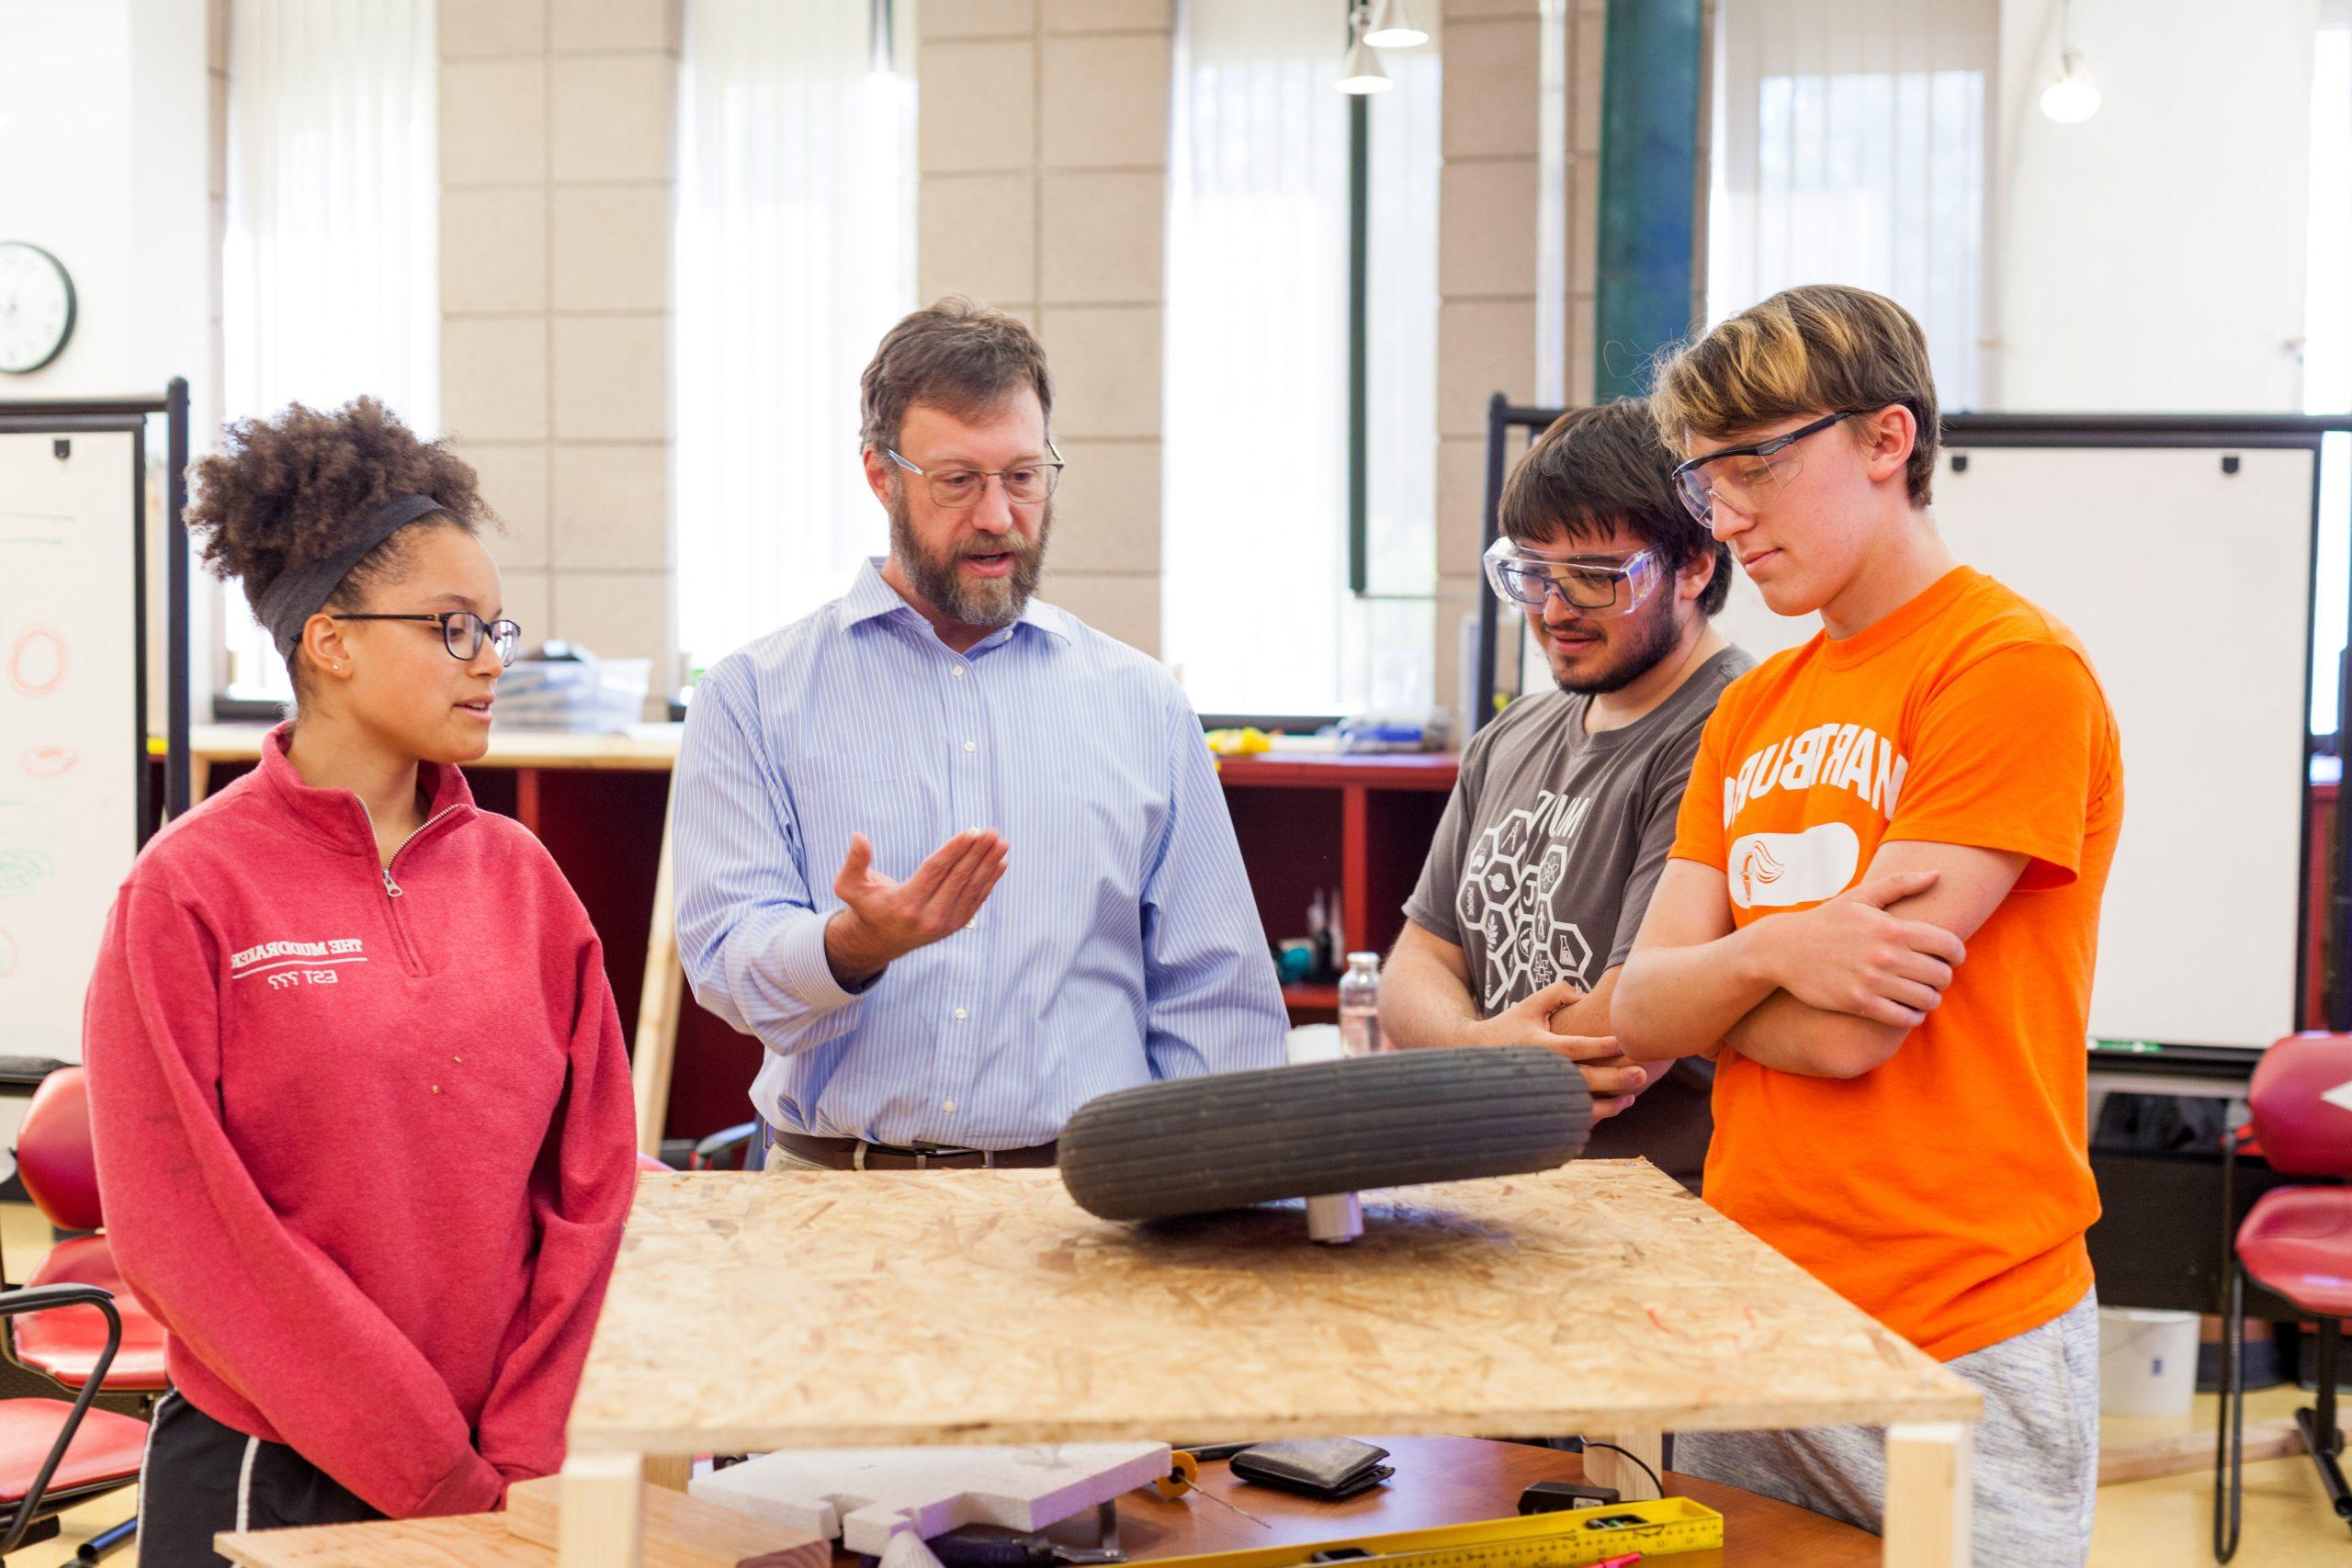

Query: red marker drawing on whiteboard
7;626;65;697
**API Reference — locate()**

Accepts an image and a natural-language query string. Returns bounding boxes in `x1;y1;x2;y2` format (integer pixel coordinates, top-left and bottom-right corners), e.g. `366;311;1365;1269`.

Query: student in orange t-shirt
1612;284;2121;1564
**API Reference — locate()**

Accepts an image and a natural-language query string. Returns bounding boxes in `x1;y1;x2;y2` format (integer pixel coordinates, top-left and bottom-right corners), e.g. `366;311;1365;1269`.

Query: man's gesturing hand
822;829;1009;987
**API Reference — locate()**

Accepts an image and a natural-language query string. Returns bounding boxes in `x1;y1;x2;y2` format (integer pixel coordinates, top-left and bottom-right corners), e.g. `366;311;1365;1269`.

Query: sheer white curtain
1162;0;1439;716
673;0;915;676
220;0;439;698
1706;0;1993;410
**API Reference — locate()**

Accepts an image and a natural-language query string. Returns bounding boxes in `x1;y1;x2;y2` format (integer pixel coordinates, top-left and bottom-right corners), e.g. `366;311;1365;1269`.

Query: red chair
0;1283;147;1562
3;1068;168;1564
2215;1032;2352;1561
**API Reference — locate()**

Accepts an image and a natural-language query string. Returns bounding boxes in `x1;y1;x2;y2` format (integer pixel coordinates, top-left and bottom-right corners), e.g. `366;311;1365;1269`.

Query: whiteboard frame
0;414;153;843
1471;406;2352;1045
0;382;193;846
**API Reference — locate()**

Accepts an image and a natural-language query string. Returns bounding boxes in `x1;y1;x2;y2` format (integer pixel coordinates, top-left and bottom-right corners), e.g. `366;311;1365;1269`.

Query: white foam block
690;1441;1170;1554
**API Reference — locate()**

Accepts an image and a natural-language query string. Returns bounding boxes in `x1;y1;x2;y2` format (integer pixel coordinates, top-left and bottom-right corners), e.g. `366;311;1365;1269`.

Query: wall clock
0;243;77;375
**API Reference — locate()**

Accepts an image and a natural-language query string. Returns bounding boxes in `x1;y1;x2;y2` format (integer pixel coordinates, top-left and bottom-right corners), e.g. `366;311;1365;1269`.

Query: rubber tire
1057;1046;1590;1221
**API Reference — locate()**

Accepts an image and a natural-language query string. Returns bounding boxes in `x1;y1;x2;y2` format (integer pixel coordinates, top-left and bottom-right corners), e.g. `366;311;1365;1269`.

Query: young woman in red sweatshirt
81;398;638;1564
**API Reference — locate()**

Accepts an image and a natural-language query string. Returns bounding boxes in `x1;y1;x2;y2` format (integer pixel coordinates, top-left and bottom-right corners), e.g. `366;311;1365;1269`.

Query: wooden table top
568;1166;1977;1457
161;722;684;770
164;728;1464;783
1052;1434;1880;1568
213;1436;1875;1566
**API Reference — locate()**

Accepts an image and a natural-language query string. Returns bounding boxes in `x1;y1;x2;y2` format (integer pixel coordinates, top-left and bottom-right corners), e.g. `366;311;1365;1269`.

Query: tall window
673;0;915;677
2307;6;2351;737
1705;0;1993;410
1161;0;1441;717
220;0;440;700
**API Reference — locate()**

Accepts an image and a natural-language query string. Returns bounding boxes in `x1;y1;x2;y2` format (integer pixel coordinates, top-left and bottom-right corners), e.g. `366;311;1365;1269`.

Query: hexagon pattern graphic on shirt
1462;795;1597;1011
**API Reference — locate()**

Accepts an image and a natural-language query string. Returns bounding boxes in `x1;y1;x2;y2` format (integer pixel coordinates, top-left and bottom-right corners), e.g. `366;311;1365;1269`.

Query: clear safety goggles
1482;536;1665;617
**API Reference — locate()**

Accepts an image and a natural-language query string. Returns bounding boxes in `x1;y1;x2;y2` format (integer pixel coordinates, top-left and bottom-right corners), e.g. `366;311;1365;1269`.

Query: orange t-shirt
1669;566;2122;1361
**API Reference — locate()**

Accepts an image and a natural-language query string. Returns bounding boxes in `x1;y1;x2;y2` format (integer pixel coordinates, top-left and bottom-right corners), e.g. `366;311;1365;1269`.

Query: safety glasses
1482;537;1664;617
1667;409;1862;525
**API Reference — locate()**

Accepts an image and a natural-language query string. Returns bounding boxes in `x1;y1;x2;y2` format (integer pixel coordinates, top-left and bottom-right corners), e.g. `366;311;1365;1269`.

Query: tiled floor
8;1193;2352;1567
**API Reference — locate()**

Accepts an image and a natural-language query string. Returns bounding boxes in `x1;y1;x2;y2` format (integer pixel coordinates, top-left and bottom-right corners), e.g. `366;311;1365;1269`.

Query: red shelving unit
1216;752;1459;1018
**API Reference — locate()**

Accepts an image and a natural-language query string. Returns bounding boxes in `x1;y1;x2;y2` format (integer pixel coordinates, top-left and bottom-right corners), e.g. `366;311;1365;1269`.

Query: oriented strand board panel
571;1167;1977;1456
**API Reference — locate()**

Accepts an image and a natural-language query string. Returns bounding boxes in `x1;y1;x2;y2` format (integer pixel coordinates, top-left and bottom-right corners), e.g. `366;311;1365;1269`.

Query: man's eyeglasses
328;610;524;666
1668;409;1866;525
1482;537;1664;616
886;442;1066;509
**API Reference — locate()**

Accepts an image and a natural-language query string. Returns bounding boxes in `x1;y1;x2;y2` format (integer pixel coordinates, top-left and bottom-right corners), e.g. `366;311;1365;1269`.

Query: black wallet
1227;1438;1394;1500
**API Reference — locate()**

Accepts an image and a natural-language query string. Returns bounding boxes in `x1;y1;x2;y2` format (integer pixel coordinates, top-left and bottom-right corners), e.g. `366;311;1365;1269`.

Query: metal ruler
1142;1496;1724;1568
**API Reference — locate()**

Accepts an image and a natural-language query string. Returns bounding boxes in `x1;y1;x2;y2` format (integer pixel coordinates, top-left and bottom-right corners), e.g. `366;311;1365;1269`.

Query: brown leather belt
766;1128;1058;1171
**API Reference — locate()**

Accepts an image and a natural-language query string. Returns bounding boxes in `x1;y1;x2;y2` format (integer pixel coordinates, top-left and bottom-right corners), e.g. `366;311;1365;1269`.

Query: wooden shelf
1216;751;1458;791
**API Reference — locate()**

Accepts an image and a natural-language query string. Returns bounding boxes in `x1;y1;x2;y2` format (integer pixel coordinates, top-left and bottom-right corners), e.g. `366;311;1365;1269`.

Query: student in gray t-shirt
1385;399;1749;1190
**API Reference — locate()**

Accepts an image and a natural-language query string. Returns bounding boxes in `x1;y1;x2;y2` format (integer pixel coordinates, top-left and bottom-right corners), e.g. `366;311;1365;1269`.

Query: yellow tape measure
1143;1496;1724;1568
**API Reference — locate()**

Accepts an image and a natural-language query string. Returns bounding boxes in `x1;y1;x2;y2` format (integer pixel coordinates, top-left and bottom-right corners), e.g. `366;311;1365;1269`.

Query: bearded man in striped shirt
674;298;1288;1171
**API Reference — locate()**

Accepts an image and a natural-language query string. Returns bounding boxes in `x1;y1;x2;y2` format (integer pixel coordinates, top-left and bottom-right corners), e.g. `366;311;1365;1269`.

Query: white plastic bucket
2098;1306;2200;1417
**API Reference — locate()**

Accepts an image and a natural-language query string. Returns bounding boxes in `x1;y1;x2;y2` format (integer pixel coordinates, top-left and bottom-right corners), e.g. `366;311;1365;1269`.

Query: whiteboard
0;429;143;1061
1701;442;2319;1052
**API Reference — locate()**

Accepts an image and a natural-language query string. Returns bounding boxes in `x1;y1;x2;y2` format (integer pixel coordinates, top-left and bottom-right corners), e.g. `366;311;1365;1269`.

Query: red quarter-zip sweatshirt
82;725;637;1517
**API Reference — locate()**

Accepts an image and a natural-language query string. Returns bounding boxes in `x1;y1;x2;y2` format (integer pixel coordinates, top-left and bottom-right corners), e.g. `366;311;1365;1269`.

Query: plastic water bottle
1339;951;1384;1057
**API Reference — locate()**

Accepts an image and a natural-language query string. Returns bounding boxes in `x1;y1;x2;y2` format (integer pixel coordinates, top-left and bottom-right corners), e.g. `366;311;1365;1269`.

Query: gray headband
257;493;444;664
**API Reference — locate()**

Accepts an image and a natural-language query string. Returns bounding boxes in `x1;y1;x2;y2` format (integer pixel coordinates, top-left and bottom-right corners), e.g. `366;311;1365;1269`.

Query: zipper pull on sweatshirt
383;867;403;897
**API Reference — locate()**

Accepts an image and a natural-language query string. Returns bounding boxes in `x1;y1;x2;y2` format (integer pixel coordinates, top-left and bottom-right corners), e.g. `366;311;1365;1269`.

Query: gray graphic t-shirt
1403;647;1753;1189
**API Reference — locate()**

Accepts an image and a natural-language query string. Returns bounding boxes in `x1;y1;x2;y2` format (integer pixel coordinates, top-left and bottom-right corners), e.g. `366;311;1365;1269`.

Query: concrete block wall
1431;0;1605;713
914;0;1173;658
437;0;680;704
412;0;1596;703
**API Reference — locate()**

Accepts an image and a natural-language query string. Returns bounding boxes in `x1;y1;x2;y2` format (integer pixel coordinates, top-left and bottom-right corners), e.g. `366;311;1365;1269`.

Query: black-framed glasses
1668;409;1865;524
329;610;524;666
885;441;1065;508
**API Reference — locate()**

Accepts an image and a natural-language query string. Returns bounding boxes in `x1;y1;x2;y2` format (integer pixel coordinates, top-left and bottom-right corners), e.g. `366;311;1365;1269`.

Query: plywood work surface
571;1165;1976;1456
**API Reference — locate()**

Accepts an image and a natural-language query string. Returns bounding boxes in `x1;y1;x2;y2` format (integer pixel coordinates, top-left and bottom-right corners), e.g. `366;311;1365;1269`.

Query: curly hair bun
187;397;490;609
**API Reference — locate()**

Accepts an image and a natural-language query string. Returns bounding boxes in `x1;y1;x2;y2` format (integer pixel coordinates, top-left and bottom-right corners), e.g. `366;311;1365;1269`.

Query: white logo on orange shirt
1727;822;1862;908
1723;721;1910;828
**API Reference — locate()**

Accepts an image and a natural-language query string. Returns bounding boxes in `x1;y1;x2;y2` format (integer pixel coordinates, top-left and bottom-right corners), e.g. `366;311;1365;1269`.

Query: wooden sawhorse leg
1582;1427;1664;1502
1883;1421;1973;1567
630;790;684;1158
560;1450;644;1566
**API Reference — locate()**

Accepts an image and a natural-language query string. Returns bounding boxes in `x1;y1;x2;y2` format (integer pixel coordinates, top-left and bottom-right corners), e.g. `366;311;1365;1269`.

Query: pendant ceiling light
1337;15;1393;96
1362;0;1428;50
2039;0;2101;123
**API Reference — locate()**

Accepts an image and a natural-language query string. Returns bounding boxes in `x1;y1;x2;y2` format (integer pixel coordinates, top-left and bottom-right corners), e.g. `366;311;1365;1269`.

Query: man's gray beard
888;487;1052;629
1552;591;1682;695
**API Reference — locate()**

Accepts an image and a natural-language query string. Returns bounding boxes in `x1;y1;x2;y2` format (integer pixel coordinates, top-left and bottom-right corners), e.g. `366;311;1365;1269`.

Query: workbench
548;1163;1979;1565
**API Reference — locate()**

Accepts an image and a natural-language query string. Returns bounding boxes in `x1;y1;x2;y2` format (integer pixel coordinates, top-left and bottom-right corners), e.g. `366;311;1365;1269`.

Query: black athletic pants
137;1393;382;1567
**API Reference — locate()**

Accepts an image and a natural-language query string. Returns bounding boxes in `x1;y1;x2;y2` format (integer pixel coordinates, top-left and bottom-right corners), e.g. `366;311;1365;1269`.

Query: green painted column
1593;0;1705;400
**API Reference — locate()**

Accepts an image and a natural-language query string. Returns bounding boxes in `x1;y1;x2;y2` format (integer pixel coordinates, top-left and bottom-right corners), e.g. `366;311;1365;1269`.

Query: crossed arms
1612;840;2027;1079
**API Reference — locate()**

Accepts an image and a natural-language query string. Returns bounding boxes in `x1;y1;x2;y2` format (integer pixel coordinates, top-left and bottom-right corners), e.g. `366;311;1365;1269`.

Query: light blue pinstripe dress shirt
673;559;1288;1147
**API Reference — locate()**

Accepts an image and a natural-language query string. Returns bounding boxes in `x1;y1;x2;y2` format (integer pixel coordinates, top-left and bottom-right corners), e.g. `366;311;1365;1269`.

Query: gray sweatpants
1675;1290;2099;1567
